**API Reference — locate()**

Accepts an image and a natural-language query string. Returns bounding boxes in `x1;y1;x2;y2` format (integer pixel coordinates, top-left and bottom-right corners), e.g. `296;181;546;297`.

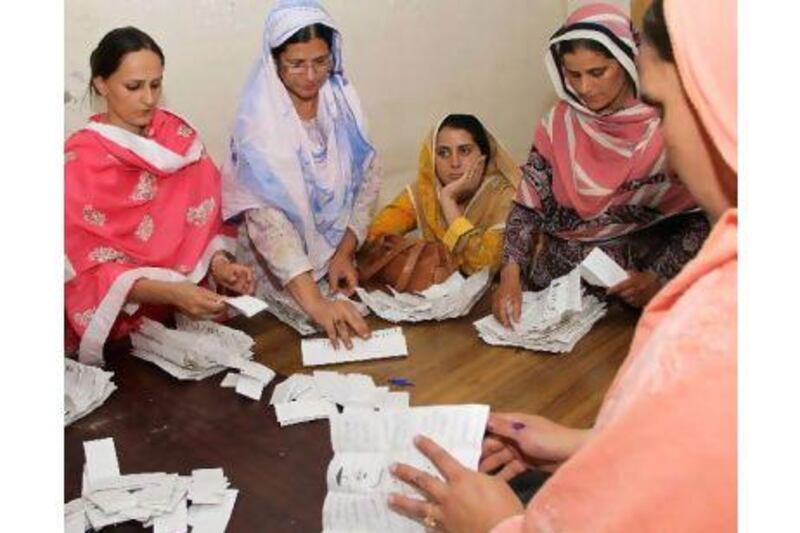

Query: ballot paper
131;318;254;380
131;319;250;380
356;269;491;323
474;268;607;353
64;498;87;533
131;317;275;400
65;358;117;426
224;294;269;318
256;279;370;335
75;437;237;532
580;247;630;288
301;327;408;366
174;314;255;356
322;404;490;532
274;400;339;426
270;371;412;426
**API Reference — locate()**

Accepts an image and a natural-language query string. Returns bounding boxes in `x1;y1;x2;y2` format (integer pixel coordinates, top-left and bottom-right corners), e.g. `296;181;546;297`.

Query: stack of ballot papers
301;326;409;367
322;404;489;532
65;358;117;426
257;280;369;336
580;247;630;288
474;268;608;353
66;437;238;533
269;371;411;427
355;269;491;323
130;316;256;381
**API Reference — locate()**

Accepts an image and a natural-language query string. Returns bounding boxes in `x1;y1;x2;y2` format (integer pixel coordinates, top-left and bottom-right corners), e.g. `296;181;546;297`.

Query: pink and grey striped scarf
517;3;696;240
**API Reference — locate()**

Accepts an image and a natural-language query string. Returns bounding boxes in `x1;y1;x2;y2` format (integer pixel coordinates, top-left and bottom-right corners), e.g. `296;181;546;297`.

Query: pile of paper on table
65;358;117;426
269;371;410;427
356;269;491;323
131;315;277;400
130;316;255;380
322;404;489;532
256;280;369;335
66;437;237;533
474;268;607;353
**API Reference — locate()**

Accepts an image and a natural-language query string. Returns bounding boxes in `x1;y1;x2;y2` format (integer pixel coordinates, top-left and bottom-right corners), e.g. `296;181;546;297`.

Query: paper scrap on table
65;358;117;426
225;295;269;318
580;247;630;288
220;372;238;388
235;374;266;401
73;437;237;532
269;371;410;427
275;400;338;426
84;437;121;487
188;489;238;533
301;327;408;367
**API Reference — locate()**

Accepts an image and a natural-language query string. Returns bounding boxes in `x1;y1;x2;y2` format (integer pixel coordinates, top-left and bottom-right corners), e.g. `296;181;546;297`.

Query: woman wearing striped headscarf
387;0;735;530
493;2;709;324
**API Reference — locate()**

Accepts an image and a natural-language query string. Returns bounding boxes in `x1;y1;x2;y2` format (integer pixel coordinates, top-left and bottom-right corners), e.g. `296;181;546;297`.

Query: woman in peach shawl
387;0;737;530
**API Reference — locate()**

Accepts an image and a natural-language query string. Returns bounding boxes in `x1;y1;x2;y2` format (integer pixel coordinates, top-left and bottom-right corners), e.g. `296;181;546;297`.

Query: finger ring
423;504;439;530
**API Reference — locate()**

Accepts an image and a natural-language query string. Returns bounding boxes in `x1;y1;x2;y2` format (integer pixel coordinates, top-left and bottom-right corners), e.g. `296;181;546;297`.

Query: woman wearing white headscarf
223;0;381;348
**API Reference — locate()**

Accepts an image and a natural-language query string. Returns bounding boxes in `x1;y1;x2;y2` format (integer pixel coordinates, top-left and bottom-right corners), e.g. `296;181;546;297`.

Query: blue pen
388;377;414;387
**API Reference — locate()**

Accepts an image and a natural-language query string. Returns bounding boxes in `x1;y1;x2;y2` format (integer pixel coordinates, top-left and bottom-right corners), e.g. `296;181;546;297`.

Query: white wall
567;0;629;14
65;0;568;205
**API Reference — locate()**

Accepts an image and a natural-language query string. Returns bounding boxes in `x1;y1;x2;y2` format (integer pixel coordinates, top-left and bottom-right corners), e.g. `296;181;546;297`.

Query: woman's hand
166;282;226;320
328;230;359;296
327;250;358;297
210;253;255;295
389;435;524;533
492;263;522;328
441;155;487;203
479;413;589;479
607;270;662;308
307;299;370;350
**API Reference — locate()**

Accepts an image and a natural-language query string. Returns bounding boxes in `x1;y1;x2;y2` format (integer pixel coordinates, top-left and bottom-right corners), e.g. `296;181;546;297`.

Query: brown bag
357;234;460;293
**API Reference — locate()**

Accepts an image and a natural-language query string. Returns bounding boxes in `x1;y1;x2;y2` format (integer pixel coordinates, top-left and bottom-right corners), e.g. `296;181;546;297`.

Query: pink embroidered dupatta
65;109;234;365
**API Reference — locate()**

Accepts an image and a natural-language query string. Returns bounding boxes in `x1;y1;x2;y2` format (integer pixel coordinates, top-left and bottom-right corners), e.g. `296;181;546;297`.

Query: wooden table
64;295;638;532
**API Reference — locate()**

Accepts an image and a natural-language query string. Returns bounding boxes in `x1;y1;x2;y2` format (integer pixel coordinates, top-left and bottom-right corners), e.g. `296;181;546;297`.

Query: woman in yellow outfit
367;114;521;275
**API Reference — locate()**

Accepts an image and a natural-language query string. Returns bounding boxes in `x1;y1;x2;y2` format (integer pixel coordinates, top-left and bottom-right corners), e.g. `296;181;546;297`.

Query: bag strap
359;236;416;282
395;241;426;292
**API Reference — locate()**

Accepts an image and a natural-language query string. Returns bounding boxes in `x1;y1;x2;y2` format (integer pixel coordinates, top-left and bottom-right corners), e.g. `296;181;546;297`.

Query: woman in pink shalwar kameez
388;0;737;531
65;27;254;366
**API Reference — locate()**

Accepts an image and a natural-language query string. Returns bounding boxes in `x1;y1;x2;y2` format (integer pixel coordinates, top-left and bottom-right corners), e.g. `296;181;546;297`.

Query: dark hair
271;23;334;61
89;26;164;95
642;0;674;62
437;114;491;164
558;38;614;60
557;38;635;94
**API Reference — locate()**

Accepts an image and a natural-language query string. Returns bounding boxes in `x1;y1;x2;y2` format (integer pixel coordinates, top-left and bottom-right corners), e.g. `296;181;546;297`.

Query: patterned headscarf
517;2;696;239
222;0;375;272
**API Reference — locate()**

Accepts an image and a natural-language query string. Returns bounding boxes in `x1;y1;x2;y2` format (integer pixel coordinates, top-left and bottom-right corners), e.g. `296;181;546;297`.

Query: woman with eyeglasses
223;0;380;348
492;2;710;327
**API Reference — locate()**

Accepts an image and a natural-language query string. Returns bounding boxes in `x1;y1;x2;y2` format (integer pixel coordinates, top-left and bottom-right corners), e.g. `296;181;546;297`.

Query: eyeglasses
279;55;333;76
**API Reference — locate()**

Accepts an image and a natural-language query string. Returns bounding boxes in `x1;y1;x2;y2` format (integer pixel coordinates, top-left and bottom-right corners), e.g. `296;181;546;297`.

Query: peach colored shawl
492;0;737;530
